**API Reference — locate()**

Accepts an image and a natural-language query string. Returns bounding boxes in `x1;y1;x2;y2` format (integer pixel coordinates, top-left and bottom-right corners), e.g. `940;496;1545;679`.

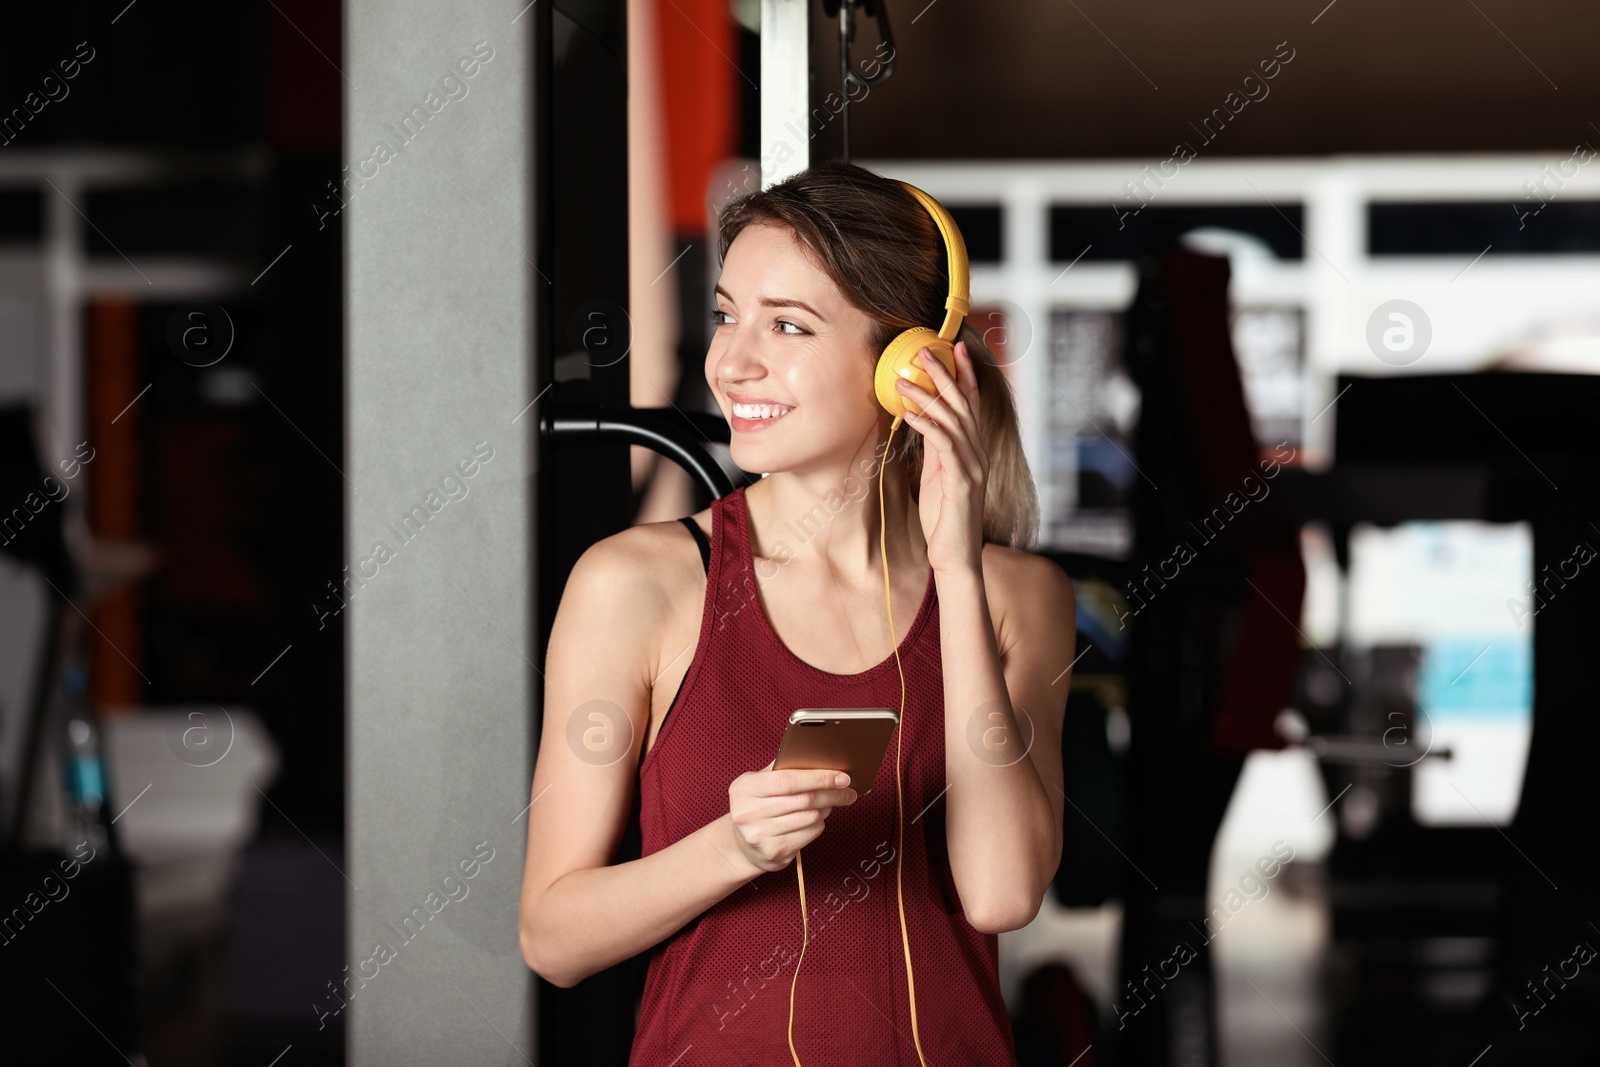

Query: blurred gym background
2;1;1598;1064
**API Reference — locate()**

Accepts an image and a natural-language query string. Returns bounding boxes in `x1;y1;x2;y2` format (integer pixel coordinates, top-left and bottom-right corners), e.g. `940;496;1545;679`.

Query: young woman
518;160;1077;1065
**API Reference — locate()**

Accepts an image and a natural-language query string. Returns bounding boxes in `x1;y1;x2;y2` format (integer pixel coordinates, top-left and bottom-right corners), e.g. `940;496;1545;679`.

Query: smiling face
707;221;886;474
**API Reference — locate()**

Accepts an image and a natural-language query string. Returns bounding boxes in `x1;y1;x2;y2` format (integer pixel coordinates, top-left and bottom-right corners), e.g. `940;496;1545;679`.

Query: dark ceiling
809;0;1597;159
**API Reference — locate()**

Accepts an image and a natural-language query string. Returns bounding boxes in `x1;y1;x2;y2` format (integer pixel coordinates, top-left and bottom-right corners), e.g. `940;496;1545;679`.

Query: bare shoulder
557;514;711;670
565;514;708;613
980;543;1077;658
979;541;1074;599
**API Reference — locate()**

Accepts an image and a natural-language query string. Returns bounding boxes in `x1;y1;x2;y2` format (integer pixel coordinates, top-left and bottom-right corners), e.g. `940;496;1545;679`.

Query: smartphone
772;708;900;794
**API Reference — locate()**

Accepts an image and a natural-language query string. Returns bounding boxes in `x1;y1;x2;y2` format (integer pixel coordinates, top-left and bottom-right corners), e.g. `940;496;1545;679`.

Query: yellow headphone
873;183;973;427
787;180;970;1067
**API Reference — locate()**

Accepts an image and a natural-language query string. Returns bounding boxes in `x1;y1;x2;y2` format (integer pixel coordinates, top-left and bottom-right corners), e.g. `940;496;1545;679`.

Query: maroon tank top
632;484;1018;1066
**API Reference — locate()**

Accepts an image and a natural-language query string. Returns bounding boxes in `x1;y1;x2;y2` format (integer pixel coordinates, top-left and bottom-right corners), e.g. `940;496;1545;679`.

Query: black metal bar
541;404;734;500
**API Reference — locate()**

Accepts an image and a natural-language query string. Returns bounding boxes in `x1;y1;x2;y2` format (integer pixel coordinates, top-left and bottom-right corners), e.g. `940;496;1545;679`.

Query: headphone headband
897;181;971;343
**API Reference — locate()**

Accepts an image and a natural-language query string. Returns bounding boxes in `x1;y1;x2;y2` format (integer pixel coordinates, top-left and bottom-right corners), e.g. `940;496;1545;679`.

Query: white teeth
732;402;792;420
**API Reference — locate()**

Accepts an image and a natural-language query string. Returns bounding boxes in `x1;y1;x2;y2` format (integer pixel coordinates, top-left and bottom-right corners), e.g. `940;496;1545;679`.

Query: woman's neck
744;456;926;582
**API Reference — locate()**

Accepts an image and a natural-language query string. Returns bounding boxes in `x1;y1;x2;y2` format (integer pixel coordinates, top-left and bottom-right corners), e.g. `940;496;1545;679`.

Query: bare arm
939;548;1074;934
518;532;856;988
891;338;1074;934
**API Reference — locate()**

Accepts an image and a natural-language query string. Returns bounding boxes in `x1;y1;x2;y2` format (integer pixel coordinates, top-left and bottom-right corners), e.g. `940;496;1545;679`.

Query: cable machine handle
540;404;737;501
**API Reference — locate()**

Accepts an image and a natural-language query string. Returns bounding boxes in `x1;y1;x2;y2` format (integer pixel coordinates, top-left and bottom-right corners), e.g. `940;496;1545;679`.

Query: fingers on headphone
953;340;980;397
907;356;965;424
920;348;982;433
918;350;969;409
897;391;937;430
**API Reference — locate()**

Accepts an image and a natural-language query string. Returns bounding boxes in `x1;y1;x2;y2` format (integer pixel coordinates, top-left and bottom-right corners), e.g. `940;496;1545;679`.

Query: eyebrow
713;284;827;322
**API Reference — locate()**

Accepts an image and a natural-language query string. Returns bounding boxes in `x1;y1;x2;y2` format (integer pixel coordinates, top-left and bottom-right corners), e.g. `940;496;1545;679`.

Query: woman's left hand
894;340;988;576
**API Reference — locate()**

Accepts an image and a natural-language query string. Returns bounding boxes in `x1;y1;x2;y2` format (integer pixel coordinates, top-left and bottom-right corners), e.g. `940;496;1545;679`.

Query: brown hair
716;159;1041;549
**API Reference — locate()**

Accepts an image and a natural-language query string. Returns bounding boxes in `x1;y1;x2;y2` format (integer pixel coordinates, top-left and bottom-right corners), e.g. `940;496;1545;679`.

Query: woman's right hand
729;761;858;873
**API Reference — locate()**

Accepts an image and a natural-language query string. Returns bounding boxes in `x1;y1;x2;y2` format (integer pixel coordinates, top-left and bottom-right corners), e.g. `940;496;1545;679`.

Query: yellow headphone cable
787;411;929;1067
784;177;966;1066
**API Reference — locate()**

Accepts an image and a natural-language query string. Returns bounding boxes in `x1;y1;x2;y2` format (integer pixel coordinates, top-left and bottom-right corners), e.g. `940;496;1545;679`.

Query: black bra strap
678;516;710;574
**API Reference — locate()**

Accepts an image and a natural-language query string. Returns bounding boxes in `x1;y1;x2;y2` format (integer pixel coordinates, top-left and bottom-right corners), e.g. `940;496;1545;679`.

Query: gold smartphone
773;708;900;794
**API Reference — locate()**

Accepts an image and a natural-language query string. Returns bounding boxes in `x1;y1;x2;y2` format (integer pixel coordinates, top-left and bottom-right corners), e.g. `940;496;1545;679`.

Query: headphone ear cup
875;327;956;419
